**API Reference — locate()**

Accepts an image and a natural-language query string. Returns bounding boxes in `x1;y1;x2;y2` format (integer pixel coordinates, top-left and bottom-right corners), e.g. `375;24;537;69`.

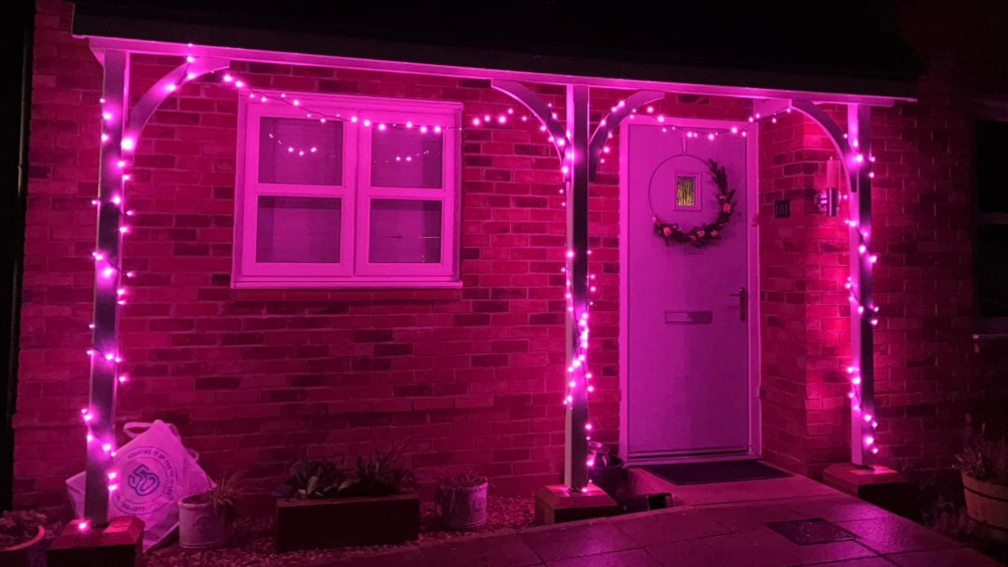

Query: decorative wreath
652;158;737;248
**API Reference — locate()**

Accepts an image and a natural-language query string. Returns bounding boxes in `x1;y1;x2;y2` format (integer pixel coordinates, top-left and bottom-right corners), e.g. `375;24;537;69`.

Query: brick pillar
758;111;850;477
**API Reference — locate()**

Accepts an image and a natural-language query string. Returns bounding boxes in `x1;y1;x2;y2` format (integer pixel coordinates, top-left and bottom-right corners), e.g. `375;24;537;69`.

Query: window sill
231;278;463;290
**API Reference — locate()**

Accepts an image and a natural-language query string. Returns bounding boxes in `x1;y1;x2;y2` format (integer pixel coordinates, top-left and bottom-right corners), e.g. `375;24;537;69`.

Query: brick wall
758;76;1008;477
18;0;1007;513
758;109;852;477
16;0;749;511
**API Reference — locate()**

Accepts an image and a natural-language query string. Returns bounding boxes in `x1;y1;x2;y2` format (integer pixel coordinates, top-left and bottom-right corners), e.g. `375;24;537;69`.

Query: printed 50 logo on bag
113;445;179;515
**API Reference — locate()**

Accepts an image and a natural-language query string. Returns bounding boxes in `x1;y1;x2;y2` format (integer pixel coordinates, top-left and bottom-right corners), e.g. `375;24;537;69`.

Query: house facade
10;0;1008;513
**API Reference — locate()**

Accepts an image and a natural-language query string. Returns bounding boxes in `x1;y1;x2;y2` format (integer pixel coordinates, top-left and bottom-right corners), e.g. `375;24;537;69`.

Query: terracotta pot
0;526;45;567
962;472;1008;542
179;495;230;550
437;481;488;531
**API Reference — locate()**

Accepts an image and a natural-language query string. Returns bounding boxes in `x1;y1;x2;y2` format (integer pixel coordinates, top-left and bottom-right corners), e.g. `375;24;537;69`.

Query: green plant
0;510;50;549
209;471;246;519
339;442;416;497
286;459;347;499
957;415;1008;486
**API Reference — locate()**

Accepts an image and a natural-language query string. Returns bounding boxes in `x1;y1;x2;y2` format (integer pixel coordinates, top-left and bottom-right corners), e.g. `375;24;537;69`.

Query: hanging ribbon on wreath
650;158;737;248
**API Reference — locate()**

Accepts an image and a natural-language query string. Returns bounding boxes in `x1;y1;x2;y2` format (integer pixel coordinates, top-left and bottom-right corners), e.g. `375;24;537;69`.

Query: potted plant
957;415;1008;542
274;443;420;551
178;471;244;550
0;510;53;567
435;472;488;530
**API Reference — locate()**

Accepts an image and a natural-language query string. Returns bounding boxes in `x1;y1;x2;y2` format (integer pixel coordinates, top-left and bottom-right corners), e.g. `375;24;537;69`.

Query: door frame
618;116;762;464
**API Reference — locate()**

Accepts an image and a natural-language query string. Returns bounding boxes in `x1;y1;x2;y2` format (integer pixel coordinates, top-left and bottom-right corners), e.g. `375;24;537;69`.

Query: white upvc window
233;93;461;288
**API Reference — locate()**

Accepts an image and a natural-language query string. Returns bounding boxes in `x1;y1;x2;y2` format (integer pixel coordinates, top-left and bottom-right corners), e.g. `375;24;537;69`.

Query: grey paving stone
646;526;876;567
886;547;1005;567
781;496;896;523
611;508;733;546
838;517;963;554
421;534;542;567
547;548;664;567
522;522;638;563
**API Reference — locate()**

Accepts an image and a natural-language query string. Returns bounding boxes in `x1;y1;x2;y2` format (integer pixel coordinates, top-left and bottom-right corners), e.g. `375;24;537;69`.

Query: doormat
766;518;857;545
640;460;791;485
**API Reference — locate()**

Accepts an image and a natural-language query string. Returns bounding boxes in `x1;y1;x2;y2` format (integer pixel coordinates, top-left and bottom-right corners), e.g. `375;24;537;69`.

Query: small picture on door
674;174;701;211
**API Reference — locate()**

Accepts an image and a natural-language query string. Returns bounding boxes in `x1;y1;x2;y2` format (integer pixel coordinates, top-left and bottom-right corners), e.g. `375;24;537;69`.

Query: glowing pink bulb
847;366;856;374
864;436;874;446
83;412;93;422
125;271;136;278
223;74;234;83
104;353;114;361
86;434;94;442
852;377;862;385
93;252;104;261
377;123;387;131
186;55;195;63
872;421;878;428
116;288;125;296
116;160;126;169
101;133;109;143
287;147;294;153
118;375;127;383
234;80;244;88
858;244;866;254
569;380;576;388
871;447;879;454
566;251;574;258
497;115;507;125
103;112;113;121
86;349;95;356
864;414;873;422
561;166;569;175
186;72;196;80
586;459;595;467
731;127;738;134
868;172;875;179
869;255;878;264
855;153;864;163
88;323;95;330
122;174;131;181
102;267;114;278
101;443;112;452
108;484;119;492
858;306;865;315
848;392;855;399
119;226;129;234
707;133;715;141
77;520;90;533
166;83;177;92
298;151;305;157
870;318;878;326
419;125;429;134
310;147;317;153
405;121;413;129
587;385;595;392
292;100;300;106
363;119;371;127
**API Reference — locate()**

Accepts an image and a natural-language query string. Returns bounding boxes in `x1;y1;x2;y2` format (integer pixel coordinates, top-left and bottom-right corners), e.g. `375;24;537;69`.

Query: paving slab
420;533;541;567
547;548;664;567
838;516;963;554
885;547;1005;567
521;521;638;563
645;526;877;567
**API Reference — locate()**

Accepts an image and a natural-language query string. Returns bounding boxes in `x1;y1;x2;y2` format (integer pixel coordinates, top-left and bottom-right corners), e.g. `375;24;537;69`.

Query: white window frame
233;92;462;289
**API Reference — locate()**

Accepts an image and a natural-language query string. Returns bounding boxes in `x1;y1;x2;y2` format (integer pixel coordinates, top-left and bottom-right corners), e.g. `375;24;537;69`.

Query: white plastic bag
67;420;212;551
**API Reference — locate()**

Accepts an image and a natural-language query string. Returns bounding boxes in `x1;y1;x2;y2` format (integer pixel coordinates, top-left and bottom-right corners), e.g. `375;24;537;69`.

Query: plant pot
962;472;1008;542
436;481;488;530
0;526;45;567
275;493;420;551
179;495;230;550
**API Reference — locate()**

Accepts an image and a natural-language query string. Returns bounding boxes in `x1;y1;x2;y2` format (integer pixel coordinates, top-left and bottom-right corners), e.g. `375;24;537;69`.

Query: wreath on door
651;158;737;248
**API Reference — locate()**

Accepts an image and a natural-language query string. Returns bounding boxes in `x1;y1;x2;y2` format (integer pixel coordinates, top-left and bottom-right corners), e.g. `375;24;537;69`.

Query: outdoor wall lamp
816;158;841;217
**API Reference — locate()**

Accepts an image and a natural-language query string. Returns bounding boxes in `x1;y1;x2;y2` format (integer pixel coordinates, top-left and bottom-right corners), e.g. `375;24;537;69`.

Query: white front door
623;122;756;460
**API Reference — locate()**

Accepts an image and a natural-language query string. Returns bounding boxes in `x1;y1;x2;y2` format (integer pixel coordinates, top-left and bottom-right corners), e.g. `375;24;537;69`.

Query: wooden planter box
275;494;420;551
962;472;1008;542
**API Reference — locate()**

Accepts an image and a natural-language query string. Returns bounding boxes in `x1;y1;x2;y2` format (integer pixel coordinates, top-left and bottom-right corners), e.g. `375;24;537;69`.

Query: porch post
847;104;875;466
85;48;129;525
565;85;591;490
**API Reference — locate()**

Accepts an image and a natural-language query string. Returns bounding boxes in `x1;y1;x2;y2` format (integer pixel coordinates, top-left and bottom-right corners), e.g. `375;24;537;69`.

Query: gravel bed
145;495;534;567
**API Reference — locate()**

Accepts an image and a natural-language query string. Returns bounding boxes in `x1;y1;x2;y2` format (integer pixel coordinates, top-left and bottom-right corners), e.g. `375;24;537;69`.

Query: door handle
729;286;748;321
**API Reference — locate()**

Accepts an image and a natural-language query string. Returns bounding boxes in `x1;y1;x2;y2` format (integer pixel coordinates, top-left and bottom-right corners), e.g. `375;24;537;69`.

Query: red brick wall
758;109;851;477
758;77;1008;477
16;0;752;510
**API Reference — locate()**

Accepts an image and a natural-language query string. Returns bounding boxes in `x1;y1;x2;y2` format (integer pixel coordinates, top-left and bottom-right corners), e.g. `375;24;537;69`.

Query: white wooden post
86;48;129;525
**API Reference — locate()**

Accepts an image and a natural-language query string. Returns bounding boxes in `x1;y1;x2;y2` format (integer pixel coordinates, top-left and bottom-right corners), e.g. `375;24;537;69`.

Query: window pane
369;199;442;263
978;224;1008;317
257;196;341;263
371;126;443;188
977;120;1008;213
259;117;343;185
